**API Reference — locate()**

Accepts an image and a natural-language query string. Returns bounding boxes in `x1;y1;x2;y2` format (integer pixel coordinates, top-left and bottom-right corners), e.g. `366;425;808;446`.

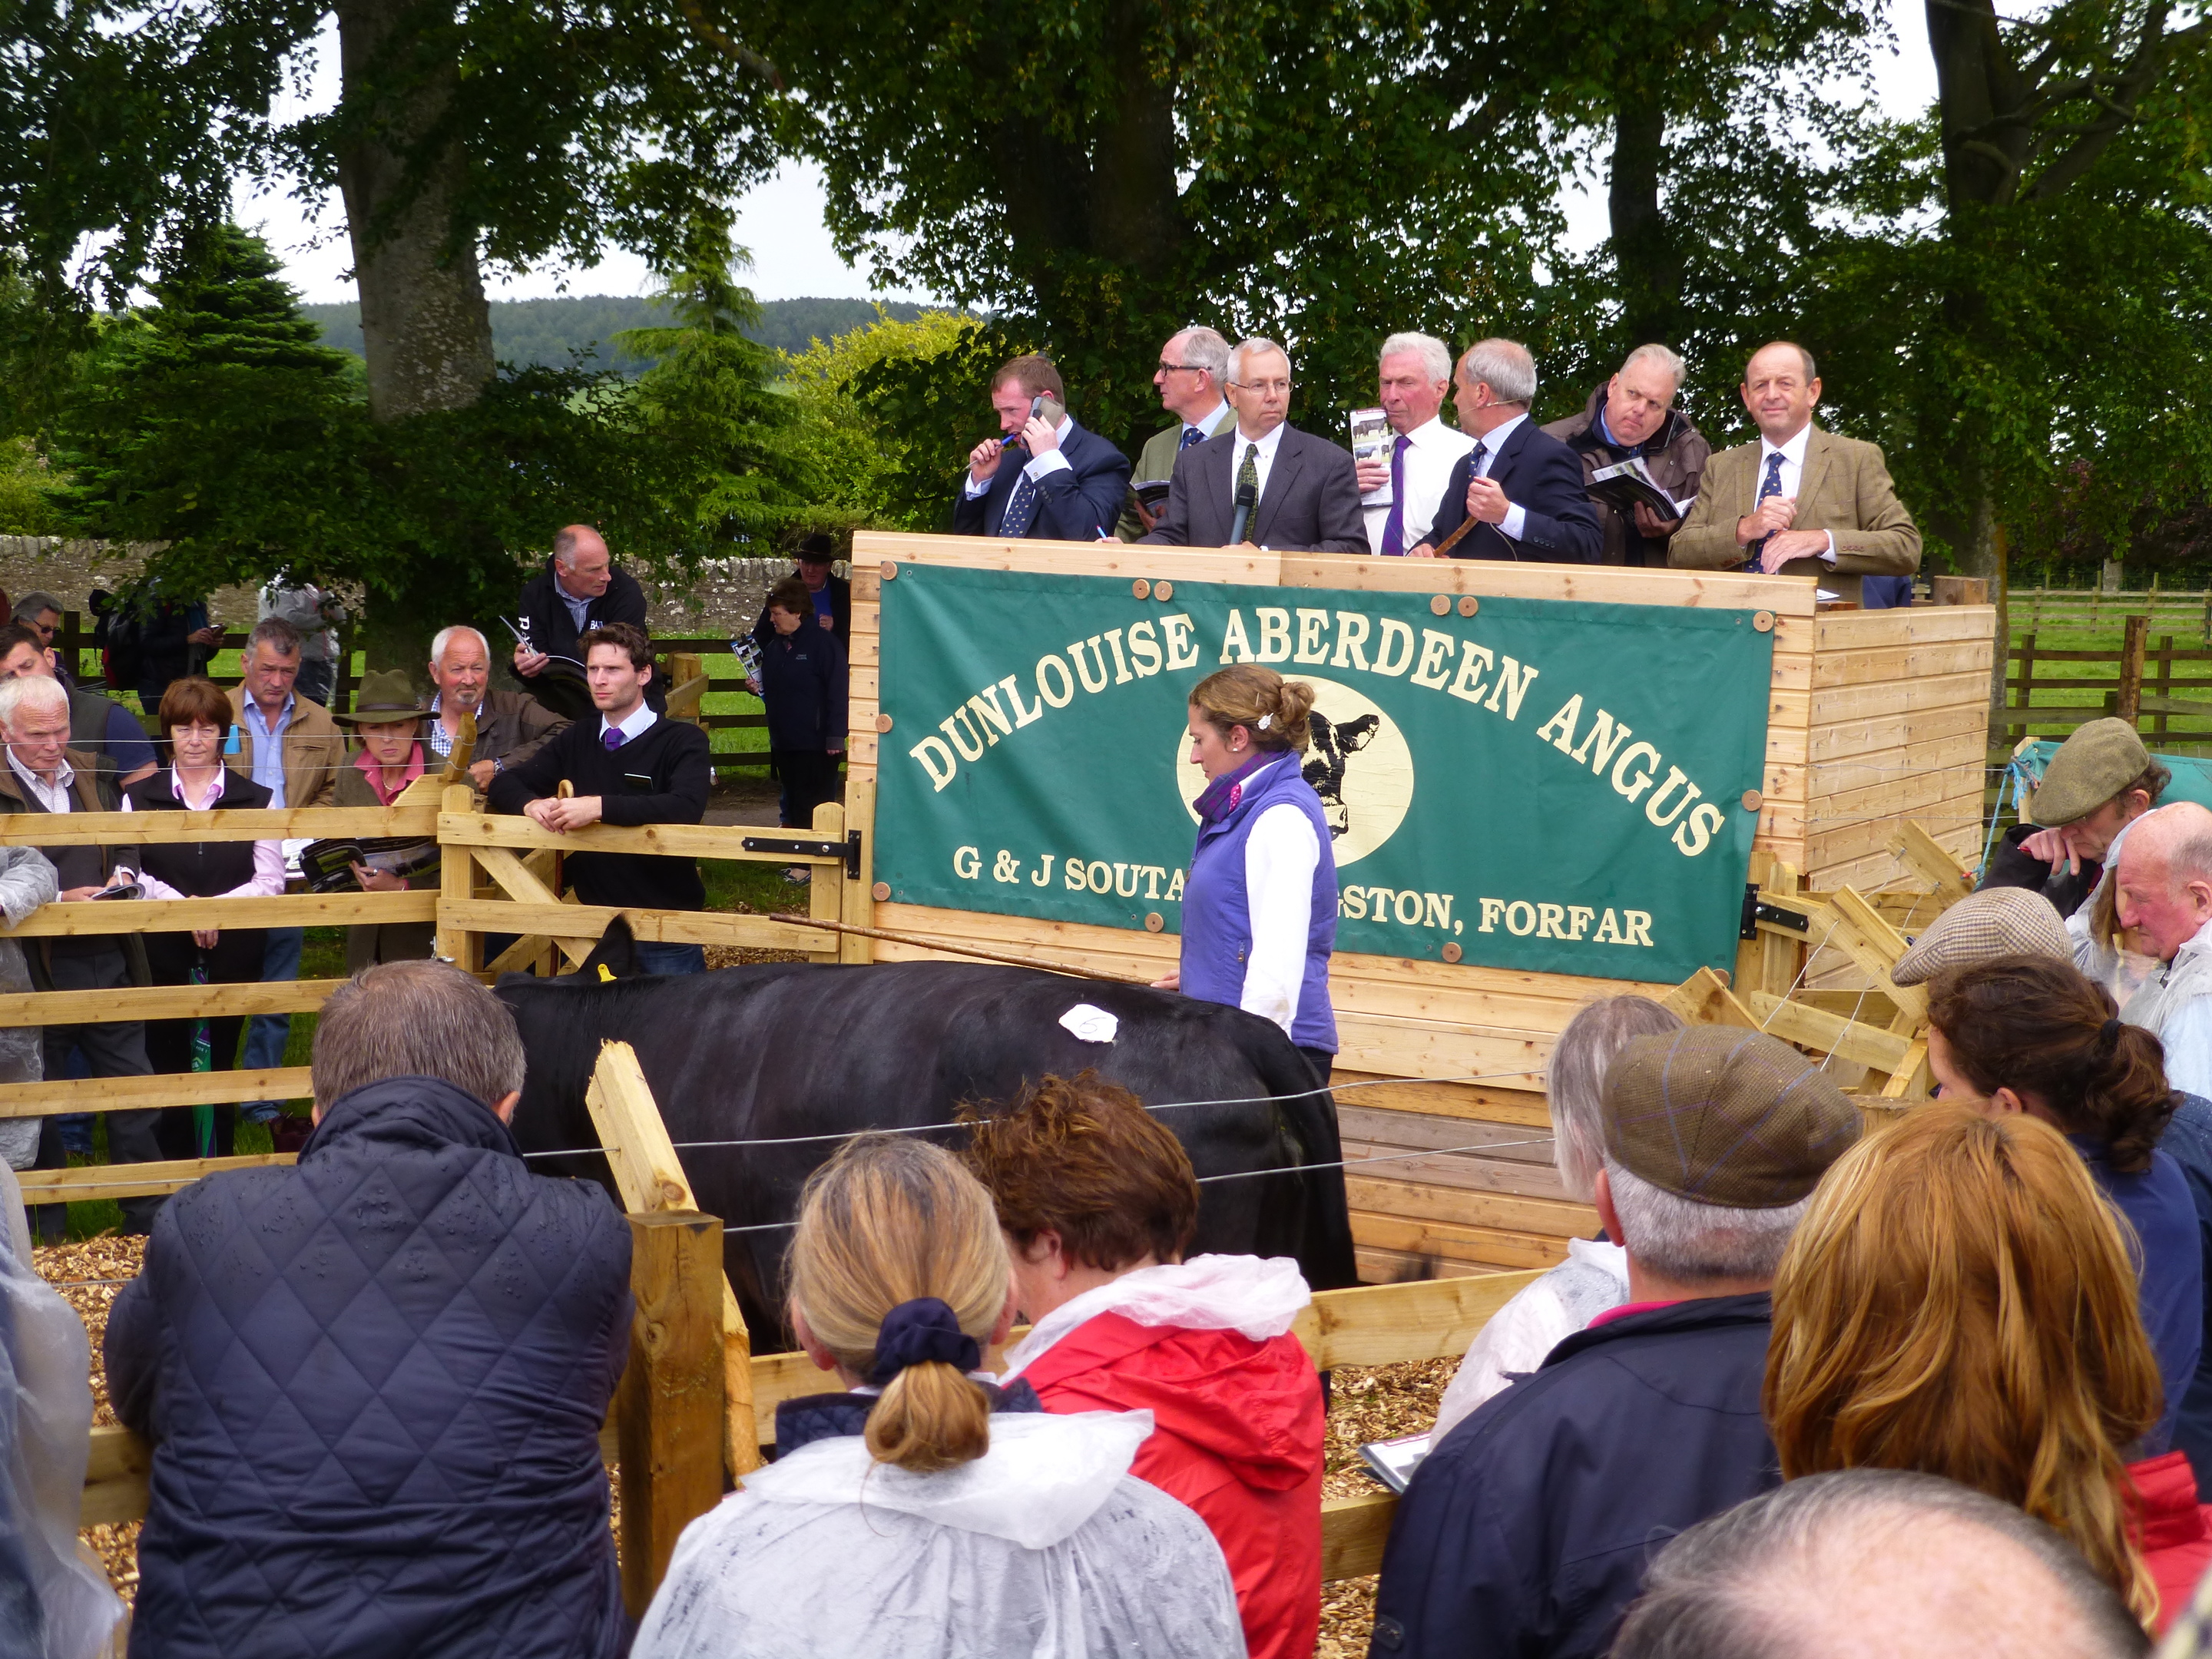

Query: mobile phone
1029;393;1066;428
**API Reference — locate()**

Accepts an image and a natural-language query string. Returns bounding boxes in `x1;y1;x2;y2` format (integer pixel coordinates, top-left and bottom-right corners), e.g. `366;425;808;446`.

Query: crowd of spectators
959;333;1925;602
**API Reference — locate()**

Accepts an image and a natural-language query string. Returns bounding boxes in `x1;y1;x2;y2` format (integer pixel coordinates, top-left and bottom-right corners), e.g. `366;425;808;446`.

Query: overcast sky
238;3;1939;308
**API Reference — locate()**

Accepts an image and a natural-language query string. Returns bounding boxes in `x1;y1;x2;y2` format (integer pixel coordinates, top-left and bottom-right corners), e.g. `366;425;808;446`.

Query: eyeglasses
1157;361;1203;375
1230;379;1293;395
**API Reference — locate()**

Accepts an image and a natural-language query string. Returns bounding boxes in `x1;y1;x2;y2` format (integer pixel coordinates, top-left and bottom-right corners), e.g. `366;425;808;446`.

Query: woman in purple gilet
1153;665;1339;1084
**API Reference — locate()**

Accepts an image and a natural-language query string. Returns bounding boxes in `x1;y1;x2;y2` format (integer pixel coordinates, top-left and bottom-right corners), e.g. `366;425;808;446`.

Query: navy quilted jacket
105;1075;632;1659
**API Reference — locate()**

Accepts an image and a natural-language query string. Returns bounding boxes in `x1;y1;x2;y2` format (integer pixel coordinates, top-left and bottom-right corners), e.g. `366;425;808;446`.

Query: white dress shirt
1465;413;1532;543
965;416;1078;495
600;702;660;746
1237;759;1322;1038
1225;421;1290;519
1362;416;1477;555
1180;399;1231;449
6;750;74;815
124;768;286;899
2150;921;2212;1099
1759;424;1836;562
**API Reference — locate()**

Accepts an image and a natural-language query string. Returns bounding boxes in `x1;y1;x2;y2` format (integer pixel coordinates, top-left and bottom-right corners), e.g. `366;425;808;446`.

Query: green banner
876;566;1775;982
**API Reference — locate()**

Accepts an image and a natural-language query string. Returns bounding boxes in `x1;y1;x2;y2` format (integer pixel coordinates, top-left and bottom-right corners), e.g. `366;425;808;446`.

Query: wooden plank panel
1334;1013;1548;1089
1351;1209;1573;1270
1274;555;1820;614
1343;1140;1571;1200
1322;1492;1398;1581
2;890;436;937
0;1066;312;1118
18;1151;295;1203
1806;786;1984;874
439;814;850;863
1807;671;1992;725
0;977;351;1025
1812;640;1995;690
0;806;437;847
1743;992;1912;1070
1808;699;1991;766
1337;1105;1558;1162
1809;727;1987;797
1295;1268;1548;1368
1357;1245;1505;1283
1330;1072;1551;1128
439;900;826;952
1345;1173;1598;1239
1815;606;1998;651
856;531;1283;588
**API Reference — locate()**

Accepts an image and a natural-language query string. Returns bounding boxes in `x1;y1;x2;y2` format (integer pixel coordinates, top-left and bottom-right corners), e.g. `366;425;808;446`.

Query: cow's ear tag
597;963;617;982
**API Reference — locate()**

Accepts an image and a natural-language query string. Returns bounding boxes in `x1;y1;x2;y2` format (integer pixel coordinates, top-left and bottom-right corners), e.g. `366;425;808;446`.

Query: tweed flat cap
1890;886;2074;986
2028;718;2151;828
1601;1026;1861;1210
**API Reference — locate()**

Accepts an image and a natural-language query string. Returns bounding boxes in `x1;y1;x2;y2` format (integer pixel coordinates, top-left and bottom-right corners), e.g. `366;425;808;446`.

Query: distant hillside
300;295;939;372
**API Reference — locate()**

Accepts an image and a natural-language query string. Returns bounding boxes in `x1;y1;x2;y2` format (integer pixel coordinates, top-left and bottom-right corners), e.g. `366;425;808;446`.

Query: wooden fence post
436;783;482;971
2155;634;2176;743
809;800;844;962
2117;614;2150;724
618;1210;726;1619
2011;631;2036;740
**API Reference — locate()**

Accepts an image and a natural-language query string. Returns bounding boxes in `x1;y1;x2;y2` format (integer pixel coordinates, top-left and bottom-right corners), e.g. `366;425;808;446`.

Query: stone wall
0;538;801;637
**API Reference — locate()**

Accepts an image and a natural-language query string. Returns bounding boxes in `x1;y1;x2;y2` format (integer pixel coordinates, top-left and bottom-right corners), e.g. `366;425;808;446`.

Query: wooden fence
2011;588;2212;635
2005;614;2212;746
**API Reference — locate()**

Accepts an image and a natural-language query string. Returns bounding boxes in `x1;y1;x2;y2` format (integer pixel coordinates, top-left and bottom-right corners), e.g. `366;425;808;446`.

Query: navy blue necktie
1178;426;1205;451
1001;470;1039;538
1747;452;1786;569
1381;434;1412;557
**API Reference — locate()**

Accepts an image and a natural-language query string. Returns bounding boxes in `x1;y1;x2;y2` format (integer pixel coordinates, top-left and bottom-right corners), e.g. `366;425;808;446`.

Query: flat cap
1601;1026;1861;1210
2028;718;2151;828
1890;886;2074;986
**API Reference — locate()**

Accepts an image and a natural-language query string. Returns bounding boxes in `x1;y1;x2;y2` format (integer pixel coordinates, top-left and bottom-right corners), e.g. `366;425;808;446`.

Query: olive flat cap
1890;886;2073;985
2028;718;2151;828
1601;1026;1861;1210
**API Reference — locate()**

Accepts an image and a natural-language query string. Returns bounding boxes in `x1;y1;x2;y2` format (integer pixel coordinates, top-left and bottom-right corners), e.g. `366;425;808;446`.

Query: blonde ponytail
786;1134;1012;1474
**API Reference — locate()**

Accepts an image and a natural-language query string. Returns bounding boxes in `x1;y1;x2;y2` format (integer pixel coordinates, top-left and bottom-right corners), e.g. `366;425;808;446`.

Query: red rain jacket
2133;1450;2212;1634
1020;1310;1326;1659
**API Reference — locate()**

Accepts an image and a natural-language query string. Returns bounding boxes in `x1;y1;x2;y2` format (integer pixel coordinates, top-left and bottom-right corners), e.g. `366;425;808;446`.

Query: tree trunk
1608;98;1678;349
333;0;496;671
333;0;497;426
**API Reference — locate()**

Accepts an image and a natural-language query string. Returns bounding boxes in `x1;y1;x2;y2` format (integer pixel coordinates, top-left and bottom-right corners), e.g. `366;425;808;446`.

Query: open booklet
1587;456;1697;522
1357;1430;1433;1495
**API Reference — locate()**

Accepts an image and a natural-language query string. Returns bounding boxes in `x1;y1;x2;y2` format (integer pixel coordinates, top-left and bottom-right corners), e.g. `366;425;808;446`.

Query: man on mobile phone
953;354;1131;542
0;673;163;1238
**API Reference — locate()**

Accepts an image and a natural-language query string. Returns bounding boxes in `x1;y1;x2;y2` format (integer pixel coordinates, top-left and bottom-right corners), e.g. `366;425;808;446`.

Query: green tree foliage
46;223;361;566
0;437;62;535
778;309;1018;532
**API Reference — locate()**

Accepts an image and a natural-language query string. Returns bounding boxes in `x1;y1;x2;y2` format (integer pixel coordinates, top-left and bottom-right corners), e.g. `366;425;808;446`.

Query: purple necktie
1380;433;1412;556
604;728;624;751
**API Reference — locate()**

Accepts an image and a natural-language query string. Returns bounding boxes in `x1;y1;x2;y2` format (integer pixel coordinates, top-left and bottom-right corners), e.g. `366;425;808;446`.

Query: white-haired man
1356;333;1477;557
1541;343;1710;567
1414;339;1602;563
512;524;659;723
2115;802;2212;1098
1669;341;1921;606
1141;337;1366;554
0;674;164;1237
1118;327;1238;540
1373;1025;1862;1659
427;625;568;791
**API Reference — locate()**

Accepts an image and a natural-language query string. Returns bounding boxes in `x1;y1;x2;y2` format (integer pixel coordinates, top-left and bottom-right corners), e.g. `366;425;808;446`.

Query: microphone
1230;478;1257;545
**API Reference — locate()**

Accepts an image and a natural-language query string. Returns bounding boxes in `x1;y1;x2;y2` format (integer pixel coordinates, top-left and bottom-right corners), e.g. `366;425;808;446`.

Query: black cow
495;926;1359;1341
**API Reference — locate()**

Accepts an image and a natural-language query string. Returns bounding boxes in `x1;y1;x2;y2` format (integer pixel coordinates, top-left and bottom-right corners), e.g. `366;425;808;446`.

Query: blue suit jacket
1427;418;1603;563
952;421;1132;541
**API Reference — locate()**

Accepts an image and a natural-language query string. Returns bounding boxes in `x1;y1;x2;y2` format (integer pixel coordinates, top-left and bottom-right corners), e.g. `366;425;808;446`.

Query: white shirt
965;416;1079;496
2153;921;2212;1099
5;750;73;815
1362;416;1477;555
1758;424;1837;562
553;571;594;632
124;769;286;900
1225;421;1291;521
1179;399;1230;449
1465;413;1531;543
1237;758;1322;1037
600;702;660;747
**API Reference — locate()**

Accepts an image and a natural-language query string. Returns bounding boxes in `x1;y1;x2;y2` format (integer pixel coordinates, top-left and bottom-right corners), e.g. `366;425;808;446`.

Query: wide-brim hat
2028;717;2152;827
1891;886;2074;986
333;670;432;727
